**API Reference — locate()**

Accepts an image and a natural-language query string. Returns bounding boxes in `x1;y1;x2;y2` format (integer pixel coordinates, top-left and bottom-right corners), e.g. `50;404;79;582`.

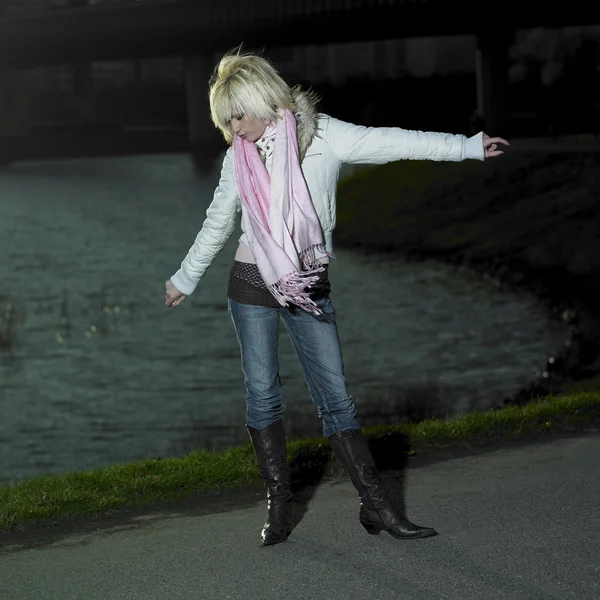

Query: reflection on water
0;154;568;485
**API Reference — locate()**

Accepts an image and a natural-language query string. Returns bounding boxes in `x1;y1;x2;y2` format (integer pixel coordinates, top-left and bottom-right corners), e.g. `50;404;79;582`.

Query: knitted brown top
227;261;331;307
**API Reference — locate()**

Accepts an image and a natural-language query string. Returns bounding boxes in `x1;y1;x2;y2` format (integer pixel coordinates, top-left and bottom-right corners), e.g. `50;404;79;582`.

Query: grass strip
1;391;599;532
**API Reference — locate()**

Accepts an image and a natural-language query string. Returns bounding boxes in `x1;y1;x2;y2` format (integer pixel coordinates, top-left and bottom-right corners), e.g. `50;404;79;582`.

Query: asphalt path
1;433;599;600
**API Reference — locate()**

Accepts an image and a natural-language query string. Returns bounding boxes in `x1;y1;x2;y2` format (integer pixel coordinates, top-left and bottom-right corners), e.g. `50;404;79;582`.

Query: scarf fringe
299;243;334;271
267;243;335;315
267;256;329;316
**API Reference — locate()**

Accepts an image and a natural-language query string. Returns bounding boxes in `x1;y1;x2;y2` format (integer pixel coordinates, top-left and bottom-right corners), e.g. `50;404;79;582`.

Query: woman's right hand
482;133;509;158
165;279;186;308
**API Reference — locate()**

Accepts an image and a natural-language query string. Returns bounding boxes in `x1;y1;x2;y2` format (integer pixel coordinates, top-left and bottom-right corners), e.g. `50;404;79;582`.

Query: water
0;153;568;485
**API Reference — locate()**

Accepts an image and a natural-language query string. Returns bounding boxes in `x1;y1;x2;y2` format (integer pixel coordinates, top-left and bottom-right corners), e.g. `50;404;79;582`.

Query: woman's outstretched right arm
166;148;240;305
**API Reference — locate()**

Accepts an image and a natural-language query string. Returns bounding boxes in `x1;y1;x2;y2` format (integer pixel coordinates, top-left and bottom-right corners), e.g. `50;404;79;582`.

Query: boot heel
362;521;382;535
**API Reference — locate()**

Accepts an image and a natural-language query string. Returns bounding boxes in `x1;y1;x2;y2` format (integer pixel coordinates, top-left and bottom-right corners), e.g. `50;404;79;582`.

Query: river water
0;153;568;485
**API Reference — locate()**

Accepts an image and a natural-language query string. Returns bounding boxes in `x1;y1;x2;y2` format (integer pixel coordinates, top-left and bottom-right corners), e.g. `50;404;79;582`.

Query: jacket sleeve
321;115;485;164
170;148;240;296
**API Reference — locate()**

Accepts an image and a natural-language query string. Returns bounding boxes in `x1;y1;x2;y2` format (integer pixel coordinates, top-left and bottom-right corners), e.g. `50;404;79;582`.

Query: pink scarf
233;108;332;315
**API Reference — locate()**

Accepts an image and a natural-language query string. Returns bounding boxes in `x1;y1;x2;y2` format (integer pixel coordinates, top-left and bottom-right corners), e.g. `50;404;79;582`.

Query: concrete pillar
0;0;6;162
325;44;339;86
0;69;9;122
292;46;308;82
72;62;95;122
184;55;222;160
0;66;16;128
381;39;403;80
0;67;13;165
405;37;438;78
133;59;143;87
474;32;510;135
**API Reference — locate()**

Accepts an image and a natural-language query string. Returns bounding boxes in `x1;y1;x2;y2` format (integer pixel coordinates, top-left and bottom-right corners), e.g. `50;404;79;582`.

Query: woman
165;48;508;546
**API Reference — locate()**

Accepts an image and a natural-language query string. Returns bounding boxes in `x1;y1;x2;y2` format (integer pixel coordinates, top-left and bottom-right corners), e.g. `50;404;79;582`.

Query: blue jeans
228;296;360;437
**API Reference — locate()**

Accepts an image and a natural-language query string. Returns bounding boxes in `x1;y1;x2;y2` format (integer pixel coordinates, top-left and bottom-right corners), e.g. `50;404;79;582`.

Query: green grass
1;391;599;532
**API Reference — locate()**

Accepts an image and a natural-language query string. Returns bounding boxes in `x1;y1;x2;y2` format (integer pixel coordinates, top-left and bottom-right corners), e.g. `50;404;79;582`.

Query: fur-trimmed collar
291;86;320;162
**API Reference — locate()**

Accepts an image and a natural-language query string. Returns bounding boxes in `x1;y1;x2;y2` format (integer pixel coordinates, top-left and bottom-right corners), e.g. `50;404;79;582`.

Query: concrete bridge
0;0;598;147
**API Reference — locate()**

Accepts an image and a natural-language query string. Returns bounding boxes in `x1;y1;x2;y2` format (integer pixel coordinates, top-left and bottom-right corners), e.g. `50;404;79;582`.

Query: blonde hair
209;48;294;144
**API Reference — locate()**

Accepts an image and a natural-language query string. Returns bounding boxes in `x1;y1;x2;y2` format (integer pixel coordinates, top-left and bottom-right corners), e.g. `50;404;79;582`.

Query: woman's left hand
483;133;509;158
165;279;186;308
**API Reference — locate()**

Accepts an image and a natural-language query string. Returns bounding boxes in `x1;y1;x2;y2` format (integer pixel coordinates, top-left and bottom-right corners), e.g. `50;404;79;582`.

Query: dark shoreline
333;149;600;406
338;242;599;405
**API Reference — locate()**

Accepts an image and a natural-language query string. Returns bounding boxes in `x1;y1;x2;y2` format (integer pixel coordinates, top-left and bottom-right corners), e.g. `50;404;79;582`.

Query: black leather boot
247;420;292;546
328;429;437;539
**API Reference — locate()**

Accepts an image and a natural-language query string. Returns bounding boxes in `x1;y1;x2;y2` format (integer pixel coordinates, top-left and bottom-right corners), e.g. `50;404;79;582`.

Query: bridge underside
0;1;596;69
0;1;597;147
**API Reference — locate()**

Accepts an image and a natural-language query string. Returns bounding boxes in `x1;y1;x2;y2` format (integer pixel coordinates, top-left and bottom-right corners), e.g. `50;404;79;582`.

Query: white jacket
171;112;485;296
